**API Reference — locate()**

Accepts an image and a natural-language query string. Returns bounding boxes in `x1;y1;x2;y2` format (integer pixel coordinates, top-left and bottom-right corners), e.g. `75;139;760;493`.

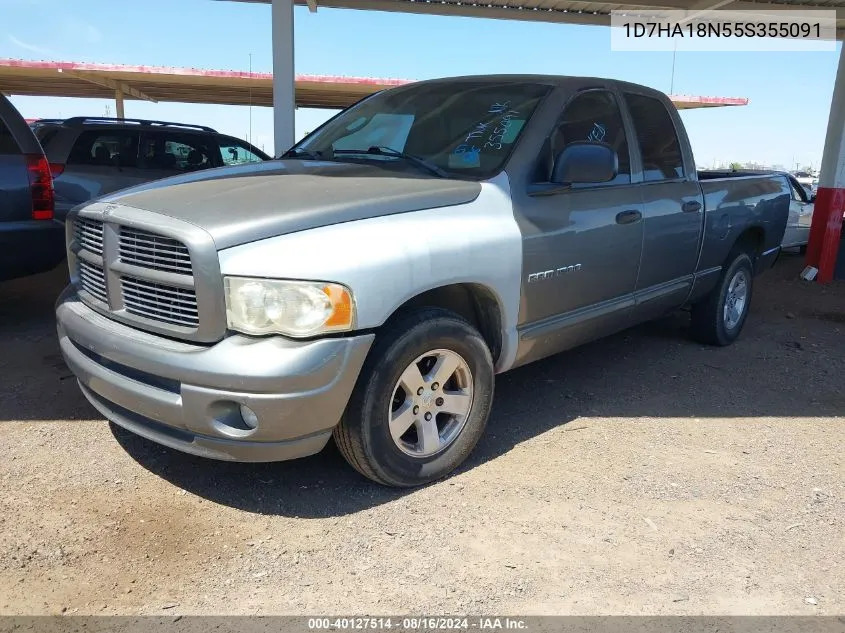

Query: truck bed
694;170;791;275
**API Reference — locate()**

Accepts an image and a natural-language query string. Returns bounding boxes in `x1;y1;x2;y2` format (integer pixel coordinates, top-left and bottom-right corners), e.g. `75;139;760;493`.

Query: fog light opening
239;404;259;430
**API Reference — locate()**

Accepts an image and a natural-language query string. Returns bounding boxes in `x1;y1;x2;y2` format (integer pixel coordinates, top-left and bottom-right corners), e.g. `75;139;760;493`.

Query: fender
218;172;525;373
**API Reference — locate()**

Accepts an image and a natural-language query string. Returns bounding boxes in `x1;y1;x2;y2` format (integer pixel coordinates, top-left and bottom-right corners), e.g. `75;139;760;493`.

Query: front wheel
690;251;754;346
333;308;495;487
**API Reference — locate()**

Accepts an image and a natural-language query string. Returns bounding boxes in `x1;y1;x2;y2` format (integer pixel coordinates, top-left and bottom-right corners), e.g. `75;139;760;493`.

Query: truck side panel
217;171;525;374
687;174;791;304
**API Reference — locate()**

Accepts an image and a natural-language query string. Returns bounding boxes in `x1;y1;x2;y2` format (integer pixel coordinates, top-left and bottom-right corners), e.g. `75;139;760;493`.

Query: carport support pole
272;0;295;156
805;43;845;283
115;88;125;119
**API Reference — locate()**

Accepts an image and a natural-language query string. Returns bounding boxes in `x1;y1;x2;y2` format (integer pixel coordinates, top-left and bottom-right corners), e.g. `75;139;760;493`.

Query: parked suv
0;94;64;282
30;117;271;221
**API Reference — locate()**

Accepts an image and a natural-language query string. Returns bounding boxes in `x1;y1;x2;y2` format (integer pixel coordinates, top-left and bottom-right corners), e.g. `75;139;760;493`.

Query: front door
512;89;645;366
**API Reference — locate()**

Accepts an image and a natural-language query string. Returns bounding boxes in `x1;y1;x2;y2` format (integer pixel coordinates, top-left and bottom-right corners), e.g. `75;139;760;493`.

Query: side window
139;133;217;171
0;118;21;154
551;90;631;186
624;93;686;182
67;130;140;168
790;178;807;202
218;138;265;166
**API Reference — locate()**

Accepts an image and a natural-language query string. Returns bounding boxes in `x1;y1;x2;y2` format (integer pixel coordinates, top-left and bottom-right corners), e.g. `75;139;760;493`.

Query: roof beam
673;0;736;26
60;69;158;103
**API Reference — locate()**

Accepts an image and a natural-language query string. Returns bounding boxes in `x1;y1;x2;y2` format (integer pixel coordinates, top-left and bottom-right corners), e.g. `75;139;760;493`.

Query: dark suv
0;94;64;282
30;117;271;221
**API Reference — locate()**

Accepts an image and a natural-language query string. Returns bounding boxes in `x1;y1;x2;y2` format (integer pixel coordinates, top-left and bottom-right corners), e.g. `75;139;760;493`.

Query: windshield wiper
279;147;323;160
332;146;449;178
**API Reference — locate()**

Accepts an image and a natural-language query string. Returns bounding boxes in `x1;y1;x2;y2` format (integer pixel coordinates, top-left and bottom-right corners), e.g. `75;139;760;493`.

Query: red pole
805;43;845;282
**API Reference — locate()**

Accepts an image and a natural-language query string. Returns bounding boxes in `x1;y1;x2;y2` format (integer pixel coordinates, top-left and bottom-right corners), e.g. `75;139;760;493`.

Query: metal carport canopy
237;0;845;281
230;0;845;39
0;58;748;111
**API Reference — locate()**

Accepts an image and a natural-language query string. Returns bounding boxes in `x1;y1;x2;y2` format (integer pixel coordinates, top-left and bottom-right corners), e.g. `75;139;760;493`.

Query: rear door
623;91;704;319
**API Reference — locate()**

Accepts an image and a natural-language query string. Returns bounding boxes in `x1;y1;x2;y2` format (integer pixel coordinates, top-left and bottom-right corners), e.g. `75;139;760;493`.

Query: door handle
682;200;702;213
616;209;642;225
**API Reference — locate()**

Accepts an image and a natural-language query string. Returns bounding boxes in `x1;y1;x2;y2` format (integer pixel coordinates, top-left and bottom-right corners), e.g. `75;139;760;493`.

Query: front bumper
56;287;374;462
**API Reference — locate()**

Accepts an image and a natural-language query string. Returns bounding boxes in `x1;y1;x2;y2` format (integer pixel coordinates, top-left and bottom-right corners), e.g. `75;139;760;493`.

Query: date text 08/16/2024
307;617;529;630
622;21;823;38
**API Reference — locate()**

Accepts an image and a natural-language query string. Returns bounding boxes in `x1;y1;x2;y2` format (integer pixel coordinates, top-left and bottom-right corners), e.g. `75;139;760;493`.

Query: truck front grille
121;276;199;328
74;217;104;255
69;215;212;340
119;227;192;275
78;259;108;304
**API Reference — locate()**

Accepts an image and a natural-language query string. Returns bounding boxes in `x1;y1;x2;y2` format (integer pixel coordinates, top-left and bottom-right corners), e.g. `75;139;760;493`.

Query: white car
793;170;818;195
784;173;815;251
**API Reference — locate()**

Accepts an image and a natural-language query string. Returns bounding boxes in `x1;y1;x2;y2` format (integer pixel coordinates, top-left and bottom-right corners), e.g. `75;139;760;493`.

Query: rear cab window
623;93;686;182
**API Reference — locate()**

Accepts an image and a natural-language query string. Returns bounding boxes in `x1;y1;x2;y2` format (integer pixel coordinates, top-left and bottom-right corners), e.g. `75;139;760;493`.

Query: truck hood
99;159;483;249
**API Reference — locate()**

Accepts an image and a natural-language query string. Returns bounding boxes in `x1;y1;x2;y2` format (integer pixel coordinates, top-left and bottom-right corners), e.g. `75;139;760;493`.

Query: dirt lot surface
0;253;843;617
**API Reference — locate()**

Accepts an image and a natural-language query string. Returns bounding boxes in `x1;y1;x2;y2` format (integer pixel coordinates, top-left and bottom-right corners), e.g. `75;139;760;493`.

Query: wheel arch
731;225;765;271
380;283;505;368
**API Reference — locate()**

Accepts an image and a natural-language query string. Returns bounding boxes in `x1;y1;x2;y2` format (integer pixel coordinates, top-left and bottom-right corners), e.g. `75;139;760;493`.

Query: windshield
291;80;552;179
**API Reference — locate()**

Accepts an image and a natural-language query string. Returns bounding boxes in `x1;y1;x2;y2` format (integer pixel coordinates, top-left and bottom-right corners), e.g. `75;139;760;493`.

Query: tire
333;307;495;487
690;250;755;346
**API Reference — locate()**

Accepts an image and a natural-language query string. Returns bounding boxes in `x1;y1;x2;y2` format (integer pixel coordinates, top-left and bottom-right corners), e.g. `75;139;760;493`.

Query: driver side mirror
552;142;618;185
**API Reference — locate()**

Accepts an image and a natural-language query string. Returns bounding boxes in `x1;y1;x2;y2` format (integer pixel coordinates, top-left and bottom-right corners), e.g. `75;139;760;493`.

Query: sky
0;0;841;170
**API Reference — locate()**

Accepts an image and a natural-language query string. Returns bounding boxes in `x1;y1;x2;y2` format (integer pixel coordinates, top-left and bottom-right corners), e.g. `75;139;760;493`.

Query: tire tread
690;249;754;346
333;307;489;487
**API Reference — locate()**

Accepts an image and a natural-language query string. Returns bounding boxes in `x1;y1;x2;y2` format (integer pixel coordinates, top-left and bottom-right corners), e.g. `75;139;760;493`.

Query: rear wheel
333;308;495;487
690;250;754;346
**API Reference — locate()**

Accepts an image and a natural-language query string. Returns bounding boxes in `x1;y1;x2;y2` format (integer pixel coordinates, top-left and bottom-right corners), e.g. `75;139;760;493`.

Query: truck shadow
3;254;843;517
110;255;845;516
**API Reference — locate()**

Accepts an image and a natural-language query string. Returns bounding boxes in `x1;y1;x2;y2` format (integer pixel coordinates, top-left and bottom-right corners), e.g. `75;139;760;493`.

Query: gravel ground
0;252;842;616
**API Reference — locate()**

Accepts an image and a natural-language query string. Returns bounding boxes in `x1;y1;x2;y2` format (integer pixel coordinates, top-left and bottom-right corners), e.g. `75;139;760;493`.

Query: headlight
224;277;355;337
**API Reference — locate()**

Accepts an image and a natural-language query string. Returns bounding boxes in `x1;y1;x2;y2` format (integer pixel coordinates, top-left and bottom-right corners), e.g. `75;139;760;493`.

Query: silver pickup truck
56;75;790;487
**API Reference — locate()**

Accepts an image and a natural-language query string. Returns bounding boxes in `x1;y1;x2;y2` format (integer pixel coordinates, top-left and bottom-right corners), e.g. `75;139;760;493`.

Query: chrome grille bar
122;276;200;328
119;227;192;275
73;217;104;256
78;260;108;304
